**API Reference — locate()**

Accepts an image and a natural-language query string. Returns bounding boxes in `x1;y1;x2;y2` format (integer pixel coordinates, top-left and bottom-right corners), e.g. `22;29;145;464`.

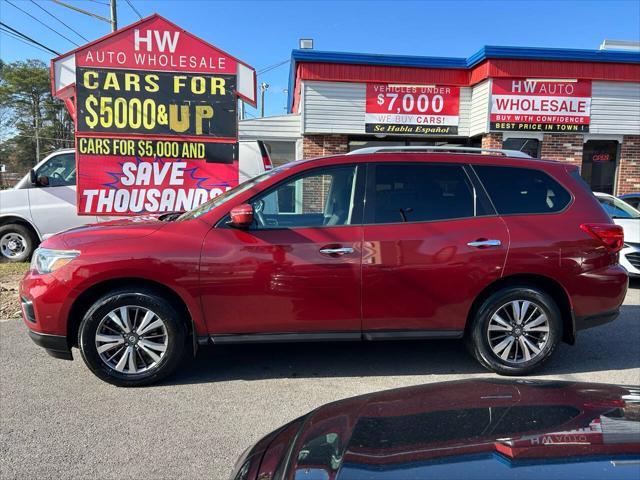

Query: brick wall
302;134;349;159
540;133;583;168
481;133;502;150
617;135;640;195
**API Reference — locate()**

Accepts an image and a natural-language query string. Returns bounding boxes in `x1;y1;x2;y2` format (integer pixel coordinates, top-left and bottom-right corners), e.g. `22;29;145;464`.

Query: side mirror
228;203;254;228
36;175;49;187
29;169;37;185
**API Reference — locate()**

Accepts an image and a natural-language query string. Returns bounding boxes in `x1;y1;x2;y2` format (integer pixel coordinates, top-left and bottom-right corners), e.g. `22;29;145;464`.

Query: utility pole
110;0;118;32
260;82;269;118
34;101;40;164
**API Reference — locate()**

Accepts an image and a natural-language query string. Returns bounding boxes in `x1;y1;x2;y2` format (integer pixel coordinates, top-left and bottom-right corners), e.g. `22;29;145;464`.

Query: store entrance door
581;140;619;194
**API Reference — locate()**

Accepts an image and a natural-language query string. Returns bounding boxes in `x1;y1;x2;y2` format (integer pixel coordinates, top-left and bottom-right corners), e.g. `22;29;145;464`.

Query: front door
28;152;96;237
200;164;364;336
362;162;508;334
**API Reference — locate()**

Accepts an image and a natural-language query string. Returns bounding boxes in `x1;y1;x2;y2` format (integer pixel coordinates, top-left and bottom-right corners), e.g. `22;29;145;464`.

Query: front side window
251;165;359;229
36;153;76;187
474;165;571;215
365;163;477;224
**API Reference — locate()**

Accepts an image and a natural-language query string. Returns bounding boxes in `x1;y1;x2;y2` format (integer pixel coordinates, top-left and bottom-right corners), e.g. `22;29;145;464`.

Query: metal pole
110;0;118;32
260;82;269;118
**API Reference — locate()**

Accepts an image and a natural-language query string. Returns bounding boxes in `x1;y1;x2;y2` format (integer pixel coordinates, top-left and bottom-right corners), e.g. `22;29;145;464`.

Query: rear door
361;162;509;335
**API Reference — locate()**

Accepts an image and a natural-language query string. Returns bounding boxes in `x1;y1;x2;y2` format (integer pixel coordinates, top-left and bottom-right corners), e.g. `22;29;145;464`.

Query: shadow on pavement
161;303;640;387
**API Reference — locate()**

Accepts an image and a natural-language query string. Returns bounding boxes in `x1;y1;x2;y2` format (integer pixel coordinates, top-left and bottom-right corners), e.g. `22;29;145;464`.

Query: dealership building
241;42;640;195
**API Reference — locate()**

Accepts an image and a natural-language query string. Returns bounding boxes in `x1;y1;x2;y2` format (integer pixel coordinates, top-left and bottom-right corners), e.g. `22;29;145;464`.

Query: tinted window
597;195;640;219
367;164;476;224
36;153;76;187
475;165;571;215
252;165;359;229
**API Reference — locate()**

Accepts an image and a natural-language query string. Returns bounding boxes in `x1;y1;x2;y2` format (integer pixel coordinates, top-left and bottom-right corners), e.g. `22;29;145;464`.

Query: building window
581;140;619;195
502;138;540;158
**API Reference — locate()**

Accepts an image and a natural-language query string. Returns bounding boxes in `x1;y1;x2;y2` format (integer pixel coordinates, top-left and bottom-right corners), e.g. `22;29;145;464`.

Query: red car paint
20;153;628;357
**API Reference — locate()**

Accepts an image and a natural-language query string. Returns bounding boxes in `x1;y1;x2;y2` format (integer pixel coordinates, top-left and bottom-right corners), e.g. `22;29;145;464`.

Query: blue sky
1;0;639;117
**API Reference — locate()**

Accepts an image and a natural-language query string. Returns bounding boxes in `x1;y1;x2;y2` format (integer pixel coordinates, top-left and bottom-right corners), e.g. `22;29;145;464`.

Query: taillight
262;153;273;171
580;223;624;253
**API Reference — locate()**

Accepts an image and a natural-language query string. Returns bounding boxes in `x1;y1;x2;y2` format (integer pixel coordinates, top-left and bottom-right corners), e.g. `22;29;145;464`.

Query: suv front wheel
78;289;186;387
467;286;561;375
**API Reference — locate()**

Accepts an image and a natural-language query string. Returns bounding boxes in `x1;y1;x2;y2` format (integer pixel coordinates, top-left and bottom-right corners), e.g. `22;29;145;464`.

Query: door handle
319;247;355;256
467;239;502;248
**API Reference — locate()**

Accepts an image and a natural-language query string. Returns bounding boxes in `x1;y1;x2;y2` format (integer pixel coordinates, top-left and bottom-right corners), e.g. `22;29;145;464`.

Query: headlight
30;248;80;274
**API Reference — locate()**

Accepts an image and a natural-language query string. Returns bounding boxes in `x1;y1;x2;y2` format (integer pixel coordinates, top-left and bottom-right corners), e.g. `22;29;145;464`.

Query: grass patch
0;262;29;276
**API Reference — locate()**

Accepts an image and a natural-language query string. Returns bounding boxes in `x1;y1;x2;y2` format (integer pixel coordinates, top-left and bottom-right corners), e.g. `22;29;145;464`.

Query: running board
205;330;463;345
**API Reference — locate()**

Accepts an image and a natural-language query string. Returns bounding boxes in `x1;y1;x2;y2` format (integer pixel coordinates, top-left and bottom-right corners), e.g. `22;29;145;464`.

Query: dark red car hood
240;380;640;480
43;215;168;250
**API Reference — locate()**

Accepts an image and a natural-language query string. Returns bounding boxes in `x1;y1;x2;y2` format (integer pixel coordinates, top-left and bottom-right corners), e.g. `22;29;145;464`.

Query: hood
612;218;640;243
43;215;167;250
252;380;640;480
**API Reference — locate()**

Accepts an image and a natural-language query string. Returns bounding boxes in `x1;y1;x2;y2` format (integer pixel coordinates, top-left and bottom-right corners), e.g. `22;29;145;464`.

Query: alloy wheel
95;305;168;375
0;232;27;260
486;300;550;363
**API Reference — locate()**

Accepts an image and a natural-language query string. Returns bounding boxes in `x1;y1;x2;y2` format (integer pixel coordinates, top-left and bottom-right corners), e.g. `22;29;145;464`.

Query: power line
87;0;110;5
124;0;143;20
5;0;80;47
29;0;90;42
52;0;112;24
0;22;60;55
257;59;290;75
0;27;54;55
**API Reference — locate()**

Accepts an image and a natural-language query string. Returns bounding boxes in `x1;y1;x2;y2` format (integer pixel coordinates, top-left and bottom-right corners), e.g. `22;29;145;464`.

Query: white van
0;141;272;262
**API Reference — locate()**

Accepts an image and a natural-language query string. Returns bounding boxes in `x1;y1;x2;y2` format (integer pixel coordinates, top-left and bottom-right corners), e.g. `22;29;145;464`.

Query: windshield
597;195;640;219
177;168;279;221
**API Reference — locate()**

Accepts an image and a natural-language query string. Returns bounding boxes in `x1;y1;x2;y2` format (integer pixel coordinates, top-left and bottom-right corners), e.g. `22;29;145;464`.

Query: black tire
78;289;187;387
466;286;561;376
0;223;36;263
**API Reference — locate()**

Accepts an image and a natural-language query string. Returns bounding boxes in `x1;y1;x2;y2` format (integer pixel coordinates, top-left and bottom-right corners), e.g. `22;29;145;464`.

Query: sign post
51;14;256;215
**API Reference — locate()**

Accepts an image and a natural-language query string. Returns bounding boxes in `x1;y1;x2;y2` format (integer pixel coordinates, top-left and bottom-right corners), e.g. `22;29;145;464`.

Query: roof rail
346;146;532;158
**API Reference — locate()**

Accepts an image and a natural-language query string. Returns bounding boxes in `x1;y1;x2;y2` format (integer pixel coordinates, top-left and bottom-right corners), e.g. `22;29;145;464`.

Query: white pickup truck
0;141;272;262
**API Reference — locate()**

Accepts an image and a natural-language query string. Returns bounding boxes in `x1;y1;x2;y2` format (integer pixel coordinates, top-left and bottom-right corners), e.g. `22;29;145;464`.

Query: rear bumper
575;309;620;332
27;329;73;360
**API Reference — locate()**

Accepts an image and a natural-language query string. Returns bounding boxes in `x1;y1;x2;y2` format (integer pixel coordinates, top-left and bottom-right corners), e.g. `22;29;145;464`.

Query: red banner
490;78;592;132
365;84;460;135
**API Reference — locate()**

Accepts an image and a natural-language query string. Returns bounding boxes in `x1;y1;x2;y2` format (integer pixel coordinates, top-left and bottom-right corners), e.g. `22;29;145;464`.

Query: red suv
20;147;628;386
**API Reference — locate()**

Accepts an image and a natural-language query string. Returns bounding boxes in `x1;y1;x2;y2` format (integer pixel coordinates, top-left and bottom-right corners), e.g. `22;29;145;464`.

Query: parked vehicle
230;380;640;480
594;192;640;277
620;192;640;210
0;141;272;262
20;147;628;386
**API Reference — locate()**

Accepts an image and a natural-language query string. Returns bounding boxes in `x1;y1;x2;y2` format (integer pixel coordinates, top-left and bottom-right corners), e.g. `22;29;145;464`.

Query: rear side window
474;165;571;215
366;163;479;224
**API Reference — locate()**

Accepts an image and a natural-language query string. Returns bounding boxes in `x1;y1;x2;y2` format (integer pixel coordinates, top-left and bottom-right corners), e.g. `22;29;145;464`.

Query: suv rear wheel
78;289;186;387
467;286;561;375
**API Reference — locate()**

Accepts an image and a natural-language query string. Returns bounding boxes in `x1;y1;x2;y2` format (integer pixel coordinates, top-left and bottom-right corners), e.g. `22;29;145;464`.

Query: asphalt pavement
1;282;639;479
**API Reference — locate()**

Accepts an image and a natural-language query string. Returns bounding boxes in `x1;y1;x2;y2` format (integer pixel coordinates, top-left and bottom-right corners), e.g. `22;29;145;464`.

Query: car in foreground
20;147;628;386
594;192;640;277
230;380;640;480
0;141;272;262
620;192;640;210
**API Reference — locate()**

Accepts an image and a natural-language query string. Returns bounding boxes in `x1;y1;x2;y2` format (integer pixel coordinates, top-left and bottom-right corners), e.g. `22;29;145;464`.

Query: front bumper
27;329;73;360
620;245;640;277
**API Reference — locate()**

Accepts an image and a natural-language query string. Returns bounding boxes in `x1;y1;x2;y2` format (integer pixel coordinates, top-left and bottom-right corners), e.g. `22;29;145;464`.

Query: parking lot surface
1;282;639;479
